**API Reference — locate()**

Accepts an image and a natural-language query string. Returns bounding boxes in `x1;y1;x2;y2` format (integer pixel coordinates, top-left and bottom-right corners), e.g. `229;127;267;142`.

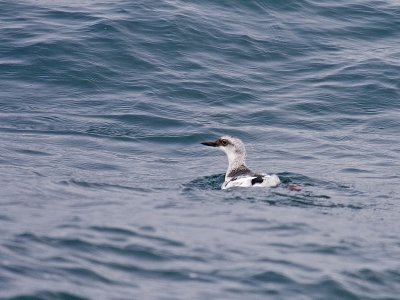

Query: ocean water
1;0;399;299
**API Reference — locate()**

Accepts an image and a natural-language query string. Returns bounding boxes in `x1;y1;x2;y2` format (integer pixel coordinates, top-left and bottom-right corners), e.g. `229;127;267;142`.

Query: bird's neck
225;152;246;179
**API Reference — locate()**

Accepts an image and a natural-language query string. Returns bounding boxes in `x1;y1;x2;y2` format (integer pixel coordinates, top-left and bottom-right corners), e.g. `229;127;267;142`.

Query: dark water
1;0;400;299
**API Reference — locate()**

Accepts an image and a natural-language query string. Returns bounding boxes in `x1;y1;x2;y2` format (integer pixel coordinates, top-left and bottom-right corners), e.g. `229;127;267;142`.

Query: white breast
222;174;280;190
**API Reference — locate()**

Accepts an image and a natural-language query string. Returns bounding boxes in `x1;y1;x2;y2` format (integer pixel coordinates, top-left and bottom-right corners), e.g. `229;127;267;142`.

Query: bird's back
222;174;280;190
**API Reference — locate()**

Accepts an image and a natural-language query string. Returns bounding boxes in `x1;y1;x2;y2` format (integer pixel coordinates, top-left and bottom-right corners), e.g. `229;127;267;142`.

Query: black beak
201;141;218;147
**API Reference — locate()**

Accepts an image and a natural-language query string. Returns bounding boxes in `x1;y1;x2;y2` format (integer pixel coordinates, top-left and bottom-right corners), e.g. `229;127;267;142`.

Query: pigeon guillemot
201;136;280;190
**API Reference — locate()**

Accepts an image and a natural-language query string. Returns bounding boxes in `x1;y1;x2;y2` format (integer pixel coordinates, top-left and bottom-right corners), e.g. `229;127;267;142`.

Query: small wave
7;291;88;300
58;179;147;192
90;225;185;248
184;174;225;191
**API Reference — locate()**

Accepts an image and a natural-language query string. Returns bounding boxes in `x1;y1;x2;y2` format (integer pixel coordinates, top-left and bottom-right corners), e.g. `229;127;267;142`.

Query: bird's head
201;136;246;161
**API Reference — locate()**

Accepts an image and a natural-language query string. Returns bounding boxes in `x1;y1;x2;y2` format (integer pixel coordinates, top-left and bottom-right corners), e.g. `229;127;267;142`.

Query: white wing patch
222;174;280;190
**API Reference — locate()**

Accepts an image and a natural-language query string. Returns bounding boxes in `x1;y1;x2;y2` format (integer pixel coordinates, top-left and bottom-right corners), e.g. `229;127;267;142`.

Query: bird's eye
221;139;228;146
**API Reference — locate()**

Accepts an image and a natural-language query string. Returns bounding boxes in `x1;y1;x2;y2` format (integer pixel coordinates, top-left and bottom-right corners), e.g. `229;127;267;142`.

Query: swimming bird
201;136;280;190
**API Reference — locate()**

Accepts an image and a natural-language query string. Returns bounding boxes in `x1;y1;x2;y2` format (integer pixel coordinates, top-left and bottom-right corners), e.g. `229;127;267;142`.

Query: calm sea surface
1;0;400;299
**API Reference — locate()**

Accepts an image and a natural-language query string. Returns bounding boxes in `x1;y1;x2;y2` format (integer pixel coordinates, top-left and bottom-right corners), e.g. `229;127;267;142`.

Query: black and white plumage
201;136;280;190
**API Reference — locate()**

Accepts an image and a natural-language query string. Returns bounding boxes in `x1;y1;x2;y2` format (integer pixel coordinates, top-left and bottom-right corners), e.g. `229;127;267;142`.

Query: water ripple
1;0;400;299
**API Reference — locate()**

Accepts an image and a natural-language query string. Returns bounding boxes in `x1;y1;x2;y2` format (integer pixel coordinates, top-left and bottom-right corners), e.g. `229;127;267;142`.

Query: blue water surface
1;0;400;299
